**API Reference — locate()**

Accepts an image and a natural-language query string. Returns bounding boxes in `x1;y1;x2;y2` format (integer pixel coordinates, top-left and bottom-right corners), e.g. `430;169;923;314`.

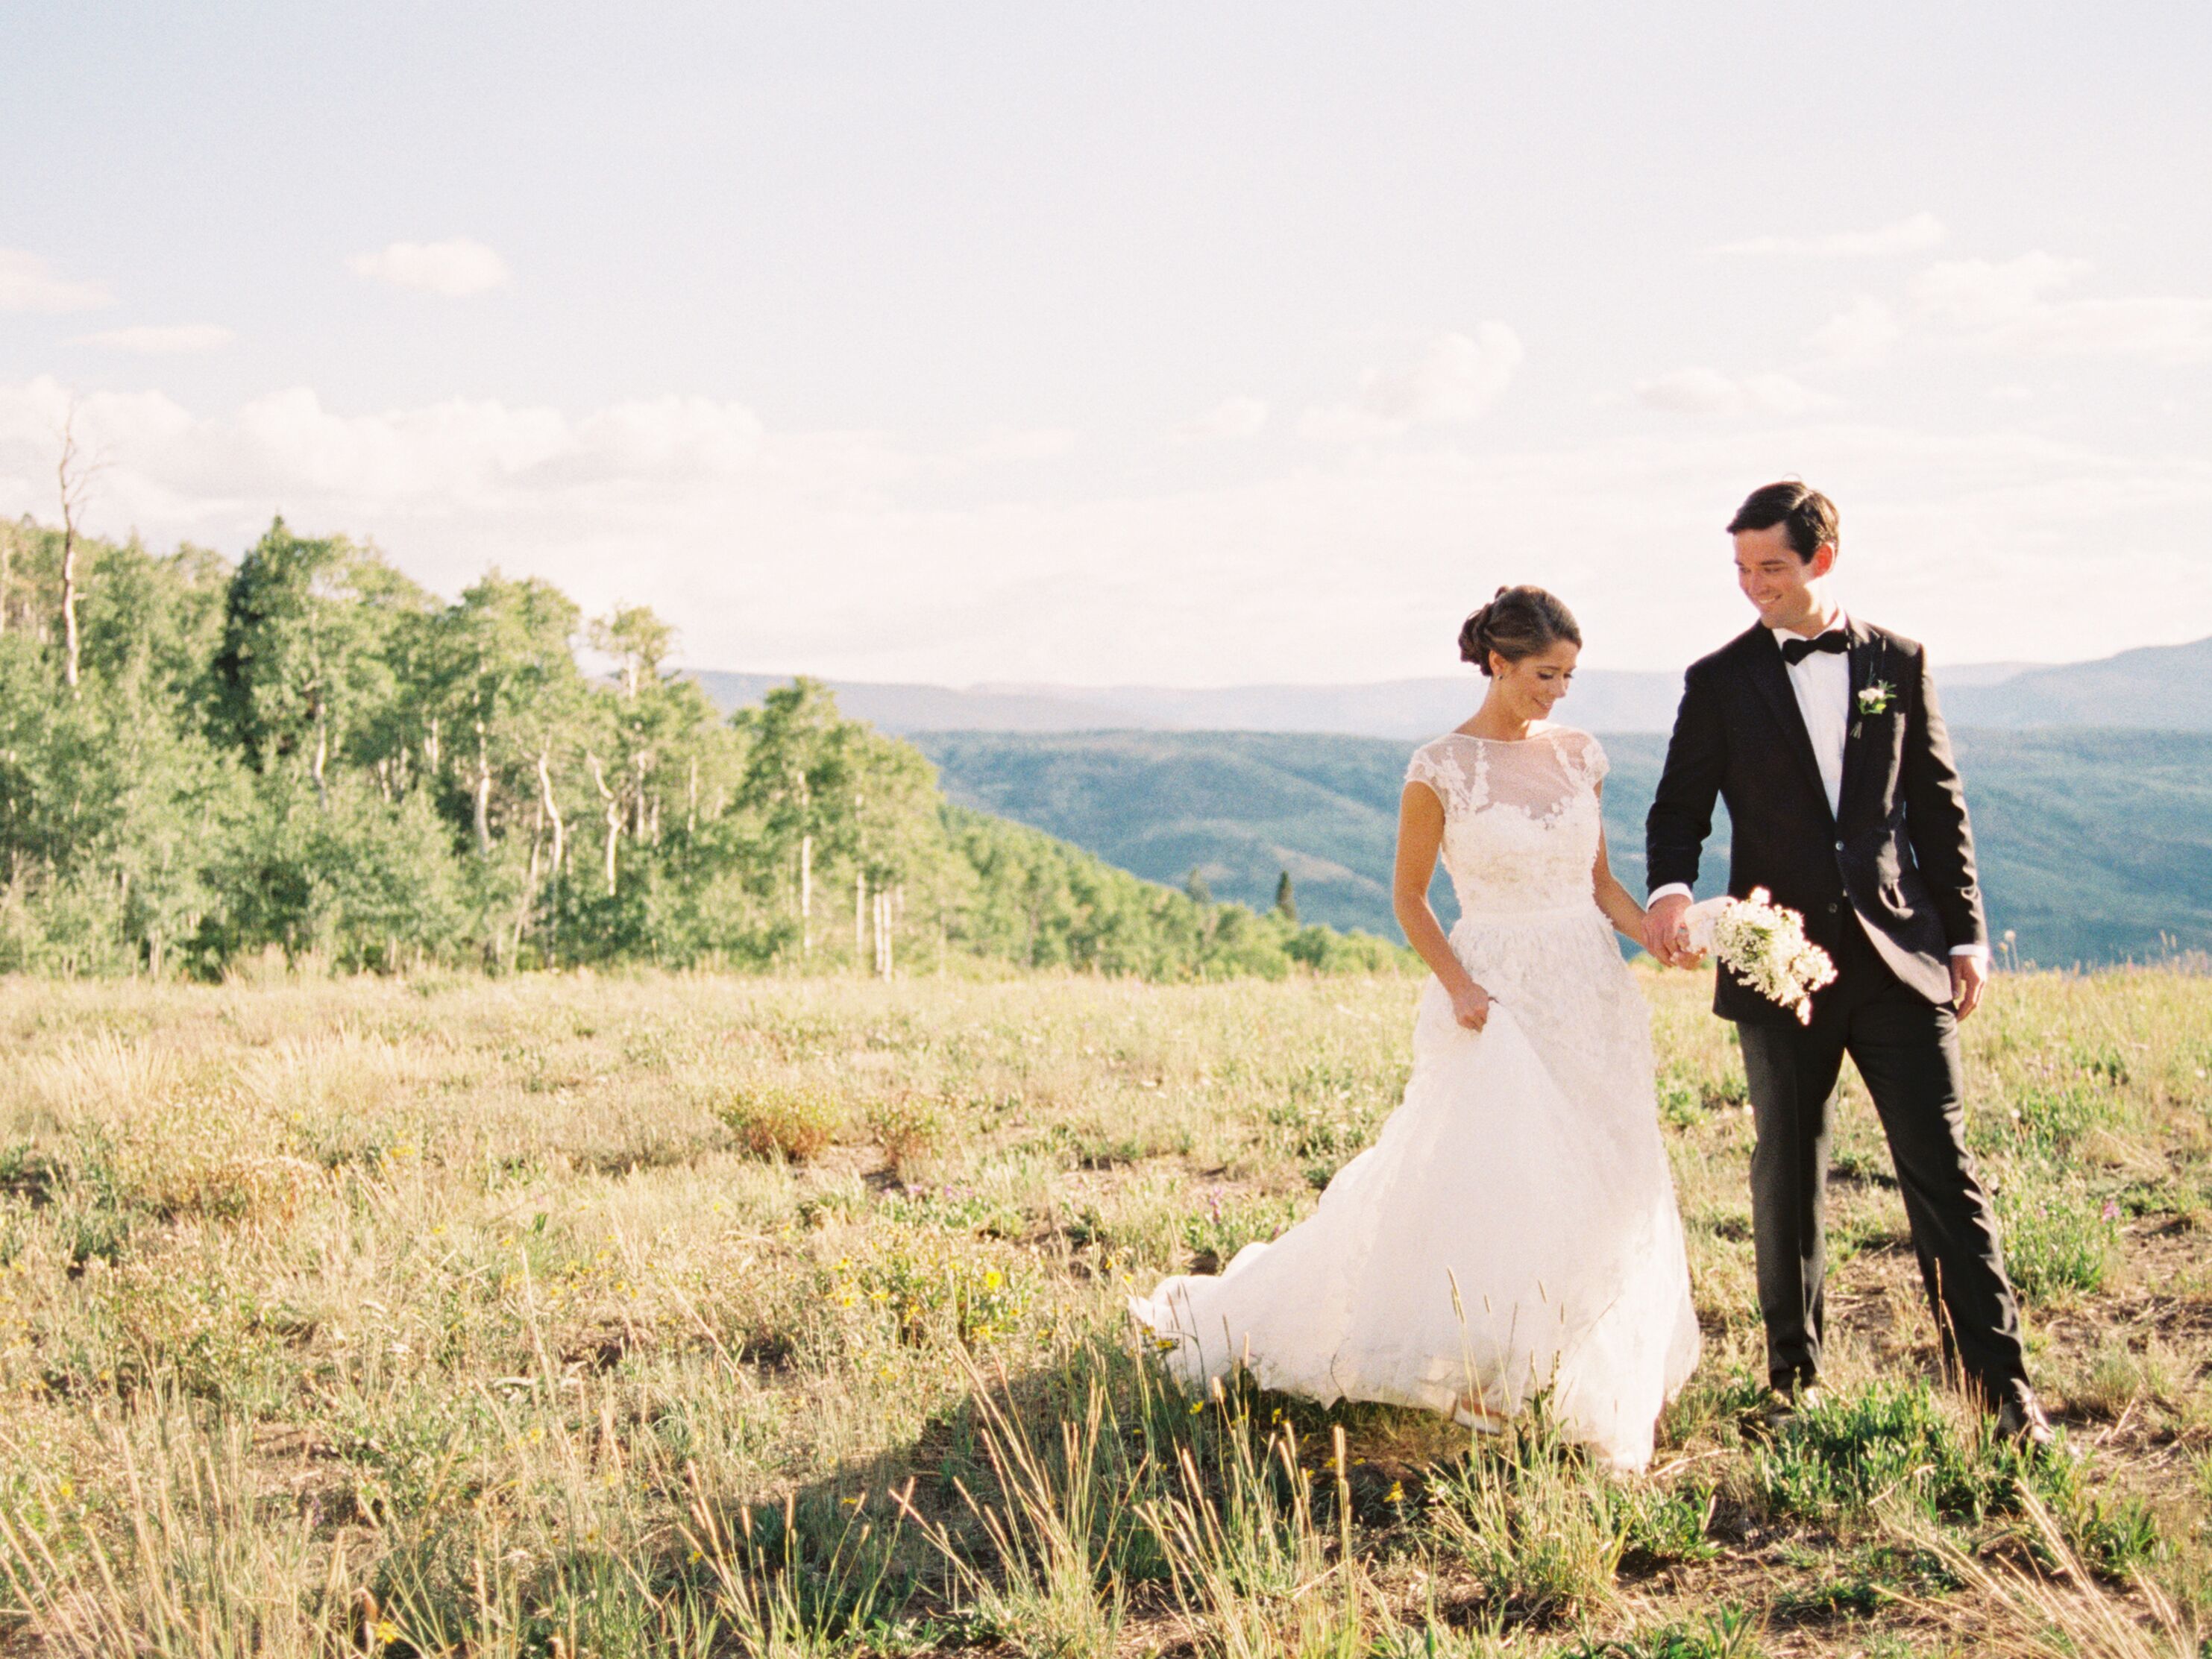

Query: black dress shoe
1757;1380;1826;1434
1994;1392;2056;1451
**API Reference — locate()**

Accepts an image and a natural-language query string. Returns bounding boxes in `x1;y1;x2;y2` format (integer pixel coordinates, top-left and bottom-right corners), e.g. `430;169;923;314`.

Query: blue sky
3;4;2208;684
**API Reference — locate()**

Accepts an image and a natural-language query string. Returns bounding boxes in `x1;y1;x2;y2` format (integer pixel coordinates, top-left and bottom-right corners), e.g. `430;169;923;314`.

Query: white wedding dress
1131;725;1700;1470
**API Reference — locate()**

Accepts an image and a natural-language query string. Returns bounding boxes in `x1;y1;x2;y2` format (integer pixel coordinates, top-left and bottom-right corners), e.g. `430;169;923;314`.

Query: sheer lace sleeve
1404;740;1477;813
1565;728;1609;788
1404;743;1450;801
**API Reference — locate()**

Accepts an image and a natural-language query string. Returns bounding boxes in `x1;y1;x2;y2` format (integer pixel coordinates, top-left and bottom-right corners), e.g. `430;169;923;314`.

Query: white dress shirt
1652;609;1983;962
1777;614;1853;819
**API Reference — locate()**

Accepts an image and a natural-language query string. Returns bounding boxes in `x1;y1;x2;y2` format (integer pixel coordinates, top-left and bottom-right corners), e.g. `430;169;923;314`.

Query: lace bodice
1405;725;1609;918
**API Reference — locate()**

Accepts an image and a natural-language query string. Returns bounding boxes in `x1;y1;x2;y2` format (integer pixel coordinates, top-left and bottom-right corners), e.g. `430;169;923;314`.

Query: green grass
0;964;2206;1655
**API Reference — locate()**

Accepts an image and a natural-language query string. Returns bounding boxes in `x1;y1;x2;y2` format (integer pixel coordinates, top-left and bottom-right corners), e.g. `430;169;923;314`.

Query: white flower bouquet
1682;887;1838;1025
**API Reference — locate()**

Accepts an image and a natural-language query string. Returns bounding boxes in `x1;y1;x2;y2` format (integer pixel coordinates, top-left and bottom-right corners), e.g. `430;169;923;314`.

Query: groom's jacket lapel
1741;627;1834;822
1836;618;1885;830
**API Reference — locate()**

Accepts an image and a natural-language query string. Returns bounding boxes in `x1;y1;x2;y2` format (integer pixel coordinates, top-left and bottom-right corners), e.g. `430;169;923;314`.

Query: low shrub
864;1092;946;1177
717;1085;843;1162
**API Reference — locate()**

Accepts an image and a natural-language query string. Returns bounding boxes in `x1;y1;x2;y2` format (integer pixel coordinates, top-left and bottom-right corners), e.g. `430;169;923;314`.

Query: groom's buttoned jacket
1646;617;1990;1023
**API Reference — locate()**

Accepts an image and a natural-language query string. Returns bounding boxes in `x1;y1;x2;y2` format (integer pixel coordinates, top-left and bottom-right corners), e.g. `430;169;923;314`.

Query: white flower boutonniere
1856;681;1896;718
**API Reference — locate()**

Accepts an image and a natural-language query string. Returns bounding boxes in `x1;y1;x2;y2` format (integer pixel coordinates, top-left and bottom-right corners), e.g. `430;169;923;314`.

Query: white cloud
0;376;888;526
964;426;1078;463
1;375;2207;685
0;249;112;312
1911;253;2089;329
1173;396;1269;441
77;323;234;354
1717;212;1945;259
1807;297;1902;366
1908;252;2212;362
348;238;512;297
1633;368;1832;418
1300;326;1523;442
2004;295;2212;361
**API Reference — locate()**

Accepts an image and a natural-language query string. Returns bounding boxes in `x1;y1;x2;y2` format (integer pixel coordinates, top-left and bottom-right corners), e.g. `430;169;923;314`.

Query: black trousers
1734;920;2029;1408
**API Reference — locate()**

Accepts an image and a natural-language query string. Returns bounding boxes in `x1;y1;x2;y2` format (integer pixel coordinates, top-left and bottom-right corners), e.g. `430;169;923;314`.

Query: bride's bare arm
1393;781;1493;1029
1589;782;1649;944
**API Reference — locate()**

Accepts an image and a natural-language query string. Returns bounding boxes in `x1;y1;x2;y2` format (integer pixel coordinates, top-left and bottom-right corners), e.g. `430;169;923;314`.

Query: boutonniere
1856;681;1896;718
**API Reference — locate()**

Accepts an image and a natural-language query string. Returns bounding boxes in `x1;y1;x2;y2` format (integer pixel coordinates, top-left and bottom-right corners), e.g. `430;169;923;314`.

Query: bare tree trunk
588;752;621;896
471;720;492;854
799;834;813;953
514;796;544;961
524;798;544;893
51;405;106;696
537;743;565;962
424;716;442;774
58;526;78;693
538;745;565;880
687;757;699;834
311;708;330;809
855;869;867;963
56;418;94;697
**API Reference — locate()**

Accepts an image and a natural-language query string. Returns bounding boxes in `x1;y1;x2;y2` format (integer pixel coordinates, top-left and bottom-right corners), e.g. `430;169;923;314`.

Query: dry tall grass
0;963;2205;1655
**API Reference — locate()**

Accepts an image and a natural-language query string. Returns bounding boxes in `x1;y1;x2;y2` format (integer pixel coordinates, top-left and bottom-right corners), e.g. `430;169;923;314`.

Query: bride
1131;585;1700;1470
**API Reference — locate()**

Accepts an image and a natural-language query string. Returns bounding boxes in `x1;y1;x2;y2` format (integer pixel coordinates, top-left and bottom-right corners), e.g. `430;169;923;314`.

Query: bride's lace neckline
1442;721;1564;746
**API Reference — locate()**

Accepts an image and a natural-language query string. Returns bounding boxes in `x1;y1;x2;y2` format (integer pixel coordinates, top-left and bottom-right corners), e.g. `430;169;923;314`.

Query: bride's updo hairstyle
1458;585;1582;676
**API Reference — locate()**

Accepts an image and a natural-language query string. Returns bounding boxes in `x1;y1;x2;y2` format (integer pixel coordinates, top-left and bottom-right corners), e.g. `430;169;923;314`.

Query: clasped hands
1640;893;1706;970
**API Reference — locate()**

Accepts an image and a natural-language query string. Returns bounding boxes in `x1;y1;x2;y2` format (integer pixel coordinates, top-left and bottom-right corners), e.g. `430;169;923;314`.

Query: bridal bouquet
1682;888;1838;1024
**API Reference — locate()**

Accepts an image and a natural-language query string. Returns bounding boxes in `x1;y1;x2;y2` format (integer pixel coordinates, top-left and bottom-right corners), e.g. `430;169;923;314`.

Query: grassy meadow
1;963;2210;1656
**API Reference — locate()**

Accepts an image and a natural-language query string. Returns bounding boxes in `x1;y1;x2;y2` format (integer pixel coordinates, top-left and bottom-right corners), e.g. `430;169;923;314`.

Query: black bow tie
1780;631;1849;667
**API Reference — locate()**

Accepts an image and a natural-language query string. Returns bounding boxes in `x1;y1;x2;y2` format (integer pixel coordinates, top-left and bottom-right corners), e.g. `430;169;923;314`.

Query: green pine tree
1274;868;1297;924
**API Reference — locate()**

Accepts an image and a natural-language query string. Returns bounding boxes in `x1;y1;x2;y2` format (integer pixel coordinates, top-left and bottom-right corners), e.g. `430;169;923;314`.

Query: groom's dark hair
1728;482;1839;561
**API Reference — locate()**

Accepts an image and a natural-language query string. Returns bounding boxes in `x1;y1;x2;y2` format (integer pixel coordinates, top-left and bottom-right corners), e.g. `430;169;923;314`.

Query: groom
1642;481;2051;1444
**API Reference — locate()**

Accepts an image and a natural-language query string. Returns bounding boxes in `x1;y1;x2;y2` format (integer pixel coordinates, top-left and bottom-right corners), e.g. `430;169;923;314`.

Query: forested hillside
0;517;1398;980
919;728;2212;967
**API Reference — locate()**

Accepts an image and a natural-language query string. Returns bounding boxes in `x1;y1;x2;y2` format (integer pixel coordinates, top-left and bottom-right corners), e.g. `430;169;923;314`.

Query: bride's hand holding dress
1446;980;1493;1032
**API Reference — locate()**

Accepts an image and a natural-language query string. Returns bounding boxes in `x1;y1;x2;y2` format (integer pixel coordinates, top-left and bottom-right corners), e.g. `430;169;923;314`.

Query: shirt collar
1771;607;1850;647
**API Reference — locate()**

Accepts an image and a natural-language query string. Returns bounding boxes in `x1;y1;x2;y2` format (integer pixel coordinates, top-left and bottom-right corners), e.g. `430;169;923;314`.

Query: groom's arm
1900;645;1990;957
1646;661;1726;899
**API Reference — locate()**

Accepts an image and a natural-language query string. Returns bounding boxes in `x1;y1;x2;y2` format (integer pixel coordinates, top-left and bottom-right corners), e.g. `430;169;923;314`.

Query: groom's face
1734;524;1835;632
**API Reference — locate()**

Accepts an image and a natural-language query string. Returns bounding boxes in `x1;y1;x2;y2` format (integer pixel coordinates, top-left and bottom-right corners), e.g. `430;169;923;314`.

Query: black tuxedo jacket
1645;617;1988;1022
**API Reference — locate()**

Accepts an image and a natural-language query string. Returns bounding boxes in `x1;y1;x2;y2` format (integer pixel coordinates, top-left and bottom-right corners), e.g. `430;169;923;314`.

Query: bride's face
1493;640;1579;721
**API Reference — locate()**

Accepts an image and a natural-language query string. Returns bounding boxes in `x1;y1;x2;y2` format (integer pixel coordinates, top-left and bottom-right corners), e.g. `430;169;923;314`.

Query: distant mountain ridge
691;635;2212;737
912;728;2212;969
